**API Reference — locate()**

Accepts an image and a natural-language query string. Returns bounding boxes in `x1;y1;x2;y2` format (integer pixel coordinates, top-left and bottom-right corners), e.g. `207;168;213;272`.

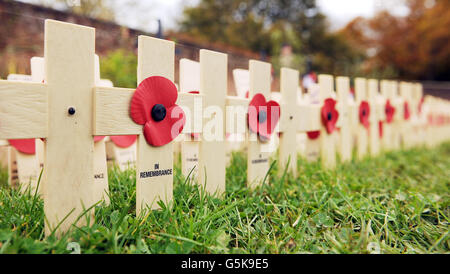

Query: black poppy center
151;104;166;122
258;110;267;124
385;107;391;115
362;109;367;117
327;112;332;121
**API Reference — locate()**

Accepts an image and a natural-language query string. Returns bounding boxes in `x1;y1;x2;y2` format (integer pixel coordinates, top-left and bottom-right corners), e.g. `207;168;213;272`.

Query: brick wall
0;0;265;94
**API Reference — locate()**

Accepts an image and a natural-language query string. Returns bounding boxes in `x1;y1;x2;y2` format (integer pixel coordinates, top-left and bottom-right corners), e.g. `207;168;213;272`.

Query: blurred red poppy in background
359;101;370;129
321;98;339;134
385;99;395;123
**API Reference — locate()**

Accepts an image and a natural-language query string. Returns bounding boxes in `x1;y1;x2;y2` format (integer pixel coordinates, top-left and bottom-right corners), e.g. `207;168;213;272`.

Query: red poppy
130;76;186;147
307;131;320;140
404;101;411;120
359;101;370;129
188;91;200;140
379;121;383;138
9;139;35;155
321;98;339;134
385;99;395;124
110;136;137;148
248;93;280;141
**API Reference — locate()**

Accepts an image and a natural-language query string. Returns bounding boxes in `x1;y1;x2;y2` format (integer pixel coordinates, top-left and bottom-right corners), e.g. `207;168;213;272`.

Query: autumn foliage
340;0;450;81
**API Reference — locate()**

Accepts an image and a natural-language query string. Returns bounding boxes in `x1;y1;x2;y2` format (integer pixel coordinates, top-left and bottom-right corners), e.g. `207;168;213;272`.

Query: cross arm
93;86;201;135
295;103;321;132
0;80;48;139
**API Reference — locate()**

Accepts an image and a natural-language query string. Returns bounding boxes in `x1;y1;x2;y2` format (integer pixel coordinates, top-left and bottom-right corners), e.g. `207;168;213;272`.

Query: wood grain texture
278;68;299;176
0;81;47;139
136;35;175;214
247;60;272;188
43;19;96;235
198;49;227;195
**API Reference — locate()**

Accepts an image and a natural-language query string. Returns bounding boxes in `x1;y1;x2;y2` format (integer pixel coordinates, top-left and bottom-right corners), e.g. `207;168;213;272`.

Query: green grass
0;143;449;254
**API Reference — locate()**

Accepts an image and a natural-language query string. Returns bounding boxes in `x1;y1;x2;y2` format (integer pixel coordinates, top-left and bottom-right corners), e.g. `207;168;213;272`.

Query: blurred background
0;0;448;97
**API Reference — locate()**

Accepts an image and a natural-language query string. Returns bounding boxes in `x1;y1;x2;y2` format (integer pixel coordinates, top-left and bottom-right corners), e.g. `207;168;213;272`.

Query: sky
114;0;410;32
20;0;410;33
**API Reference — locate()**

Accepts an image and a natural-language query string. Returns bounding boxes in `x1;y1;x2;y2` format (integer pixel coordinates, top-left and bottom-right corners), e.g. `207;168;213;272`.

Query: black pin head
151;104;167;122
68;107;76;115
258;110;267;123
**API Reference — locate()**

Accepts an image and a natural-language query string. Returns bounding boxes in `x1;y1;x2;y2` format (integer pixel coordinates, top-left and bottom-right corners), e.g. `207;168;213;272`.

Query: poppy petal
321;98;339;134
110;135;137;148
94;136;105;142
9;139;35;155
385;100;395;124
404;102;411;120
359;101;370;129
130;76;178;125
142;105;185;147
307;131;320;140
247;93;266;134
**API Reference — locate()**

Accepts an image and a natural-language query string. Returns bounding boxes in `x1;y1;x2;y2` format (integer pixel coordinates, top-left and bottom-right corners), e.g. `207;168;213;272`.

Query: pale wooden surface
198;49;227;195
136;35;175;214
368;79;380;156
31;56;46;196
399;82;413;148
93;139;109;205
247;60;272;188
390;81;403;150
336;76;352;162
0;81;47;139
44;20;96;235
354;77;369;160
302;84;322;162
318;74;337;169
111;142;136;171
179;58;200;180
278;68;299;176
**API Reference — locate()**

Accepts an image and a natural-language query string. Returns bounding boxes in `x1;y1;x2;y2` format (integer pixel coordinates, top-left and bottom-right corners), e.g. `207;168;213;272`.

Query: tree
179;0;361;76
340;0;450;81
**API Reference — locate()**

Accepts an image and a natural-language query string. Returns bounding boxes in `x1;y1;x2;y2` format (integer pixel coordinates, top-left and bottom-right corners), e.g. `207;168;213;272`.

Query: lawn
0;143;448;254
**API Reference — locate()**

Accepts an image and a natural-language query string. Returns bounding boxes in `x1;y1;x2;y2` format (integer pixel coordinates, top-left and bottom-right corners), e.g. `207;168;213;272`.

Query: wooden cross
31;55;109;204
411;83;425;146
197;50;227;194
179;58;201;180
318;74;337;168
336;76;352;162
399;82;413;148
95;35;202;213
302;83;322;162
0;20;96;235
354;77;369;159
367;79;381;156
278;68;299;176
380;80;393;151
390;81;403;150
